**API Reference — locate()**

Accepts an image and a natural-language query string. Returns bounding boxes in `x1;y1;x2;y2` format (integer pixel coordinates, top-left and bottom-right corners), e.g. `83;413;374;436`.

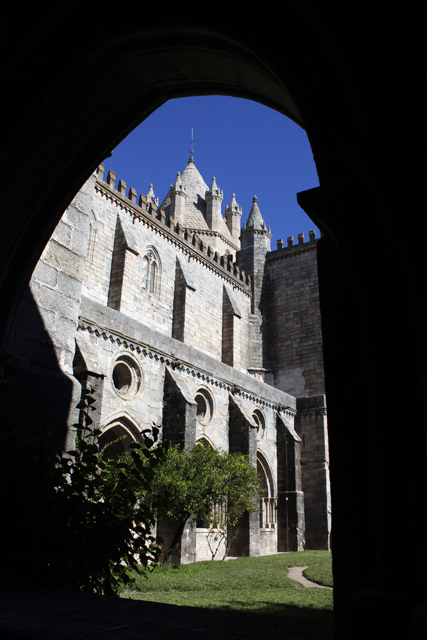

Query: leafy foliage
0;386;166;595
135;441;263;561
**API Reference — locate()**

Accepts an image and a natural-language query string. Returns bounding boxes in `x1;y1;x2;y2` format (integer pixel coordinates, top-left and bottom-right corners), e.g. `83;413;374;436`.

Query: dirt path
287;566;333;589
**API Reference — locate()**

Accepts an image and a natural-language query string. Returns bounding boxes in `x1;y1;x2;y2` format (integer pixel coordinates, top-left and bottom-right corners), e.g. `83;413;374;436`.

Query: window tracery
195;388;214;425
253;408;266;441
141;248;160;294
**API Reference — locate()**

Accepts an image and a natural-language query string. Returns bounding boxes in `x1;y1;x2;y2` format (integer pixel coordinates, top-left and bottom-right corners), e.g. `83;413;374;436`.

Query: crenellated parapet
95;165;251;294
267;229;318;263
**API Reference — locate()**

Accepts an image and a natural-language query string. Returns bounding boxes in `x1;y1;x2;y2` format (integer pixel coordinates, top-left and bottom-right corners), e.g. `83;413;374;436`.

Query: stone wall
78;296;295;443
87;173;252;370
195;527;227;561
260;529;278;556
6;174;94;441
267;235;325;398
77;293;293;561
296;395;331;549
7;164;332;560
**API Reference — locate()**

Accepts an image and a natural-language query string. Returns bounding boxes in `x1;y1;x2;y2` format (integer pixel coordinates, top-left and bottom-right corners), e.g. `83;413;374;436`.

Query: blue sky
102;96;320;248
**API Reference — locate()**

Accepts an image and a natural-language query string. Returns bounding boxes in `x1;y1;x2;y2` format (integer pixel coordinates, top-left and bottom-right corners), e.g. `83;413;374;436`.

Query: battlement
96;165;252;293
267;230;318;262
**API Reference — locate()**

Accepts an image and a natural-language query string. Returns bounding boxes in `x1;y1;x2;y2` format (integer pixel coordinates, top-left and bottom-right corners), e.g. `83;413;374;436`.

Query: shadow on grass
0;586;335;639
123;591;334;625
205;600;333;623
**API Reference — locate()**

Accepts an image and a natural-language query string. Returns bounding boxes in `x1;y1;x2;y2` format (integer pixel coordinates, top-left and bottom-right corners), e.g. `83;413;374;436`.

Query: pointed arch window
257;452;277;529
141;248;160;294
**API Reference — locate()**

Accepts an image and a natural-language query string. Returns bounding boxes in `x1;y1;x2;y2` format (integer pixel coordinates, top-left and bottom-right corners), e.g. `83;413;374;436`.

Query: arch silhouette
0;9;358;351
1;6;426;639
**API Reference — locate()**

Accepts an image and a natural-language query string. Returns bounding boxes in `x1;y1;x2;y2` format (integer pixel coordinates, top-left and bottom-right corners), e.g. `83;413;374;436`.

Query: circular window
253;409;266;441
195;388;214;425
111;355;142;399
112;362;132;393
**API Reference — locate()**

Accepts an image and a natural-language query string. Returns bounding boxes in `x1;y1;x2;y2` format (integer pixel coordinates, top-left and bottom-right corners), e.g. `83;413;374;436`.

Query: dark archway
98;416;141;460
1;5;426;640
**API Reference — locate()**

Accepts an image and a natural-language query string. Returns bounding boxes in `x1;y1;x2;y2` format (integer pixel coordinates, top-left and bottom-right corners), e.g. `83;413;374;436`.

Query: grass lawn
121;551;333;622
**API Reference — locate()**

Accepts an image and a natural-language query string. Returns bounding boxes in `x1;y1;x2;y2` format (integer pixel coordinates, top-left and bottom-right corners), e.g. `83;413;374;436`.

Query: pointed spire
207;176;223;201
146;183;159;206
170;172;187;225
206;176;223;231
225;193;242;216
225;193;242;240
173;172;187;195
246;195;266;230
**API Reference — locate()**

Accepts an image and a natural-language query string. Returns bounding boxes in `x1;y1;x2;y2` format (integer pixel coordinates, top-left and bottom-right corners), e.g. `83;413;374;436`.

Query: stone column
276;410;305;552
172;258;196;344
159;367;197;563
295;395;331;549
222;286;242;367
228;394;260;557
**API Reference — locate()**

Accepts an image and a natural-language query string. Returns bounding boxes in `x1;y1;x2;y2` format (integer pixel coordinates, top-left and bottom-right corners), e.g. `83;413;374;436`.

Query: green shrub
0;387;166;595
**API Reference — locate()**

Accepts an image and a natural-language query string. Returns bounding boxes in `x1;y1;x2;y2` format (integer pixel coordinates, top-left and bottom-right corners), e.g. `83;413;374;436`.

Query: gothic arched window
257;451;277;529
141;248;160;294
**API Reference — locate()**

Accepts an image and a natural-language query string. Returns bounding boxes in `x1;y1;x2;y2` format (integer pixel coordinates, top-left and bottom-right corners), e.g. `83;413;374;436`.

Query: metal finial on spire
189;128;194;162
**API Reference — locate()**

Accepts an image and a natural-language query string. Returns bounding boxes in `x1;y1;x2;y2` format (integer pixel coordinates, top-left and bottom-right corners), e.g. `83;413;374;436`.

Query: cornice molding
187;227;240;252
78;316;287;412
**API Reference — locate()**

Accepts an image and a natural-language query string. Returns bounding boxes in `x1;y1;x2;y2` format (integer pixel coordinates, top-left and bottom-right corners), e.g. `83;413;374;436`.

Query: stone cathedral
12;154;331;562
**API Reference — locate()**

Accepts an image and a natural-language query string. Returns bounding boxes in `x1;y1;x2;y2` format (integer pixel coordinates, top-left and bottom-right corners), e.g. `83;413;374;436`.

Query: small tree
207;451;264;560
140;441;263;562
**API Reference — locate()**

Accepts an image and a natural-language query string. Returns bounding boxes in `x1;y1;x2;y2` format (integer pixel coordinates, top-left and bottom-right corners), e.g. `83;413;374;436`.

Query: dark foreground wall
1;5;426;640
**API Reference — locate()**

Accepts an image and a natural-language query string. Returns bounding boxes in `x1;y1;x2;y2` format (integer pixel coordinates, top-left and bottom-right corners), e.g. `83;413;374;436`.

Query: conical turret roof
246;195;266;230
225;193;242;215
159;156;231;238
146;183;159;206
